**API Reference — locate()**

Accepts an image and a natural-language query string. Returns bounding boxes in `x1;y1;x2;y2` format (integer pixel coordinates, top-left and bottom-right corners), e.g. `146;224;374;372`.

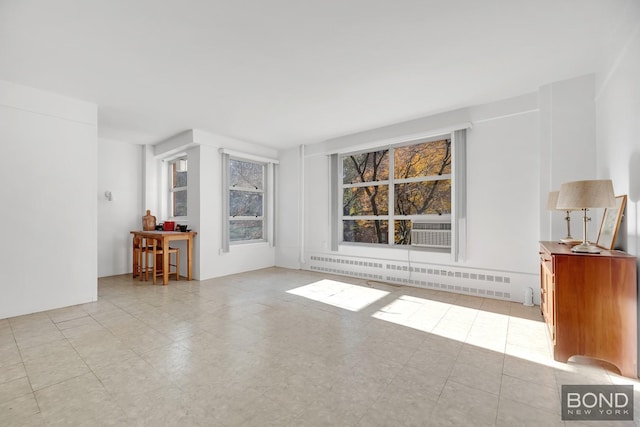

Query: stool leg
138;248;143;281
142;248;147;281
133;247;137;279
176;250;180;281
152;249;157;285
141;248;147;281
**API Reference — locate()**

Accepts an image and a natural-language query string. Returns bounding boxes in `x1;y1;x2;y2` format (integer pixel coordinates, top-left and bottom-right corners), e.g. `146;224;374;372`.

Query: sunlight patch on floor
287;281;558;368
372;295;451;332
287;279;389;312
372;294;557;367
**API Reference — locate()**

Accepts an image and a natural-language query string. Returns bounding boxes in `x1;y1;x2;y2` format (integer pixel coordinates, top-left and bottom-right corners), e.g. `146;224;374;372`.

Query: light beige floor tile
0;393;44;426
360;365;444;425
21;340;90;391
0;376;32;404
12;325;66;351
138;341;197;380
35;372;128;426
456;344;505;373
46;305;90;324
55;314;103;333
500;374;561;414
260;371;331;416
448;361;503;395
465;329;507;353
117;328;174;354
291;389;367;426
71;336;138;370
233;394;300;427
503;355;557;388
0;342;21;369
0;329;14;346
0;361;27;384
91;356;170;398
480;299;512;315
431;318;472;342
496;396;564;427
430;380;500;426
112;384;225;426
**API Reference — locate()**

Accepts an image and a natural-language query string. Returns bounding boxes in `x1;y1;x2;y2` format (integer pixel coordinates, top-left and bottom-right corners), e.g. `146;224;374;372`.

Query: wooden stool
144;237;180;285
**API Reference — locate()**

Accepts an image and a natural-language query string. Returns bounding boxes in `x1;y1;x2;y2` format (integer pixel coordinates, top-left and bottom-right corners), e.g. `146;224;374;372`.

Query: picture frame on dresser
597;194;627;250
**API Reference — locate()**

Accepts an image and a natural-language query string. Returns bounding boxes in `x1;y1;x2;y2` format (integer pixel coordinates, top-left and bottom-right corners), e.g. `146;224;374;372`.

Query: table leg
187;236;193;281
163;237;169;285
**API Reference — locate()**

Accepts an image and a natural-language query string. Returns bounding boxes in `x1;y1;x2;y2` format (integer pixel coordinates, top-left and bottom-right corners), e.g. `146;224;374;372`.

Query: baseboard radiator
305;253;539;304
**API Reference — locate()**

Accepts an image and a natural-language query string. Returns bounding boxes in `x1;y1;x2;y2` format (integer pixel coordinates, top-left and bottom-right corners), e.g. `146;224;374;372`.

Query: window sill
229;240;270;248
339;242;450;253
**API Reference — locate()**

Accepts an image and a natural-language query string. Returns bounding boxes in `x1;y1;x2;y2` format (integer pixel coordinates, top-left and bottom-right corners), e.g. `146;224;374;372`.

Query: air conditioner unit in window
410;219;451;248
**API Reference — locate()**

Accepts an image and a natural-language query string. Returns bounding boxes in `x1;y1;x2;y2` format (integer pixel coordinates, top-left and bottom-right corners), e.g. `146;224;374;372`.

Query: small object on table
143;210;156;231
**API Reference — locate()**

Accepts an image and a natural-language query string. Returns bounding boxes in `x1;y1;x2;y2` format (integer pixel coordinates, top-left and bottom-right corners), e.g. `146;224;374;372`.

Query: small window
169;158;187;217
229;158;265;242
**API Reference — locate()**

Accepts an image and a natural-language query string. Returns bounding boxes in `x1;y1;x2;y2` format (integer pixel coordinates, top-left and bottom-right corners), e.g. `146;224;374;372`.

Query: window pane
394;139;451;179
173;190;187;217
343;150;389;184
395;220;412;245
230;159;264;190
172;159;188;187
230;220;264;241
230;191;263;217
343;186;389;216
175;170;187;188
343;220;389;244
394;180;451;215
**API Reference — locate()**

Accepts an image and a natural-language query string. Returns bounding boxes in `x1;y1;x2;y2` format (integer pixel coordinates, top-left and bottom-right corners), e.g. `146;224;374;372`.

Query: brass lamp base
571;243;601;253
560;238;581;245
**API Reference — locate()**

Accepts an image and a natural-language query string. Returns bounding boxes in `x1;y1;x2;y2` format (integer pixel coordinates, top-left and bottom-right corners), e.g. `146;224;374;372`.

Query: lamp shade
547;191;559;210
556;180;616;210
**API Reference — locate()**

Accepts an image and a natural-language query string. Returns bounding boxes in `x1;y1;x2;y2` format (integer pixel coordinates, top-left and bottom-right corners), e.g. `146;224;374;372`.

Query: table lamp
547;190;580;244
556;179;616;253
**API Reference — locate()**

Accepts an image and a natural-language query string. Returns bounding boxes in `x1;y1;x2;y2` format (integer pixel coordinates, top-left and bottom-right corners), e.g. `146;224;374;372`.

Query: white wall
0;80;98;319
465;105;539;273
97;139;143;277
275;147;303;269
539;75;597;243
595;4;640;256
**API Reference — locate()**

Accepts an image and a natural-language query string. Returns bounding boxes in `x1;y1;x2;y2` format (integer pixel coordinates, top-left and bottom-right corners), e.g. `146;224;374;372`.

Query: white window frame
220;149;278;252
228;157;267;245
168;156;188;219
338;134;454;248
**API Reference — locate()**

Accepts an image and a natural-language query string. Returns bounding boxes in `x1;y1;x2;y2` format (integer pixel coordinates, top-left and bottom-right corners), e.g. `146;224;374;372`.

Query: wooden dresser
539;241;637;377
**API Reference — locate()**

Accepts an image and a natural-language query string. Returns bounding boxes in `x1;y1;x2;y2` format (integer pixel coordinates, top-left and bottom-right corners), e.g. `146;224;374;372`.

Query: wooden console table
131;230;197;285
539;241;637;377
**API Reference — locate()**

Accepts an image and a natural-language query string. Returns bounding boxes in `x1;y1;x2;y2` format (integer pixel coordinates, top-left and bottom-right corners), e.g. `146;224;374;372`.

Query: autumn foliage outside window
341;138;451;245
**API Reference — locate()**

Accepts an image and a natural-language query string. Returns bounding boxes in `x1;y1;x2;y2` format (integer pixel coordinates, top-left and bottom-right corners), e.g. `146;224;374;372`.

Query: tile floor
1;267;639;426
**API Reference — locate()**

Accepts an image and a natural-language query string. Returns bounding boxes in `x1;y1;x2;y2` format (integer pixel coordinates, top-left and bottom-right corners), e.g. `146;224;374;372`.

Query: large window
169;157;187;217
341;137;452;245
229;158;265;242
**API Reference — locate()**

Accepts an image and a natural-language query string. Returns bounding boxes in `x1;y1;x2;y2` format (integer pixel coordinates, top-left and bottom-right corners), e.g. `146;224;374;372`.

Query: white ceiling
0;0;633;149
